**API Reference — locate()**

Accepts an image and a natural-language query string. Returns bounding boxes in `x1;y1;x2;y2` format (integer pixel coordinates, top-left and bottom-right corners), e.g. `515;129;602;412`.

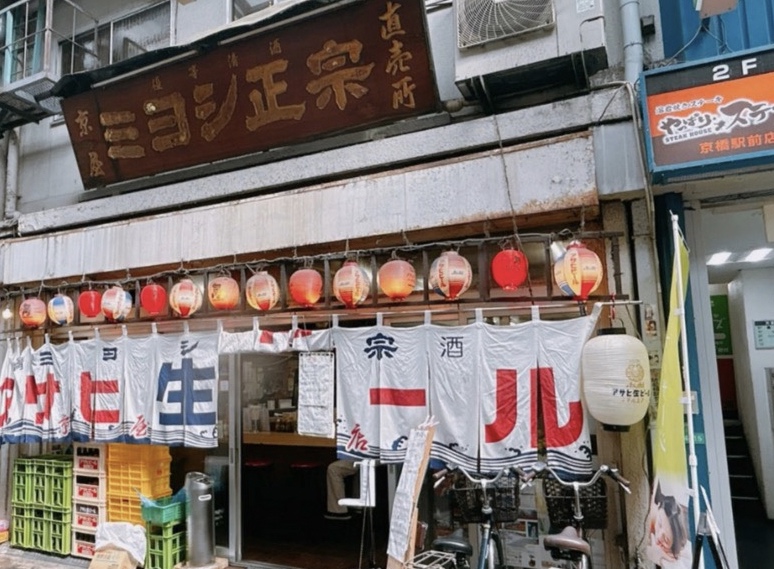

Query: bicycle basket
543;477;608;530
449;472;519;524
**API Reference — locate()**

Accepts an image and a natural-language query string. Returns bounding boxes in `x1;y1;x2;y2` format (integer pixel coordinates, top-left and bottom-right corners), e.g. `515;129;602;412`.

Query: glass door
205;354;240;560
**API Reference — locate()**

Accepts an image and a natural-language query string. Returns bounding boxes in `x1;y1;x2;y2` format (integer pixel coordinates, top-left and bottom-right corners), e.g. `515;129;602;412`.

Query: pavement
0;542;88;568
0;543;240;569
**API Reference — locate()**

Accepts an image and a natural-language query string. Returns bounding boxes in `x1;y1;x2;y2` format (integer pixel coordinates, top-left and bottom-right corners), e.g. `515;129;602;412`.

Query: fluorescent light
743;248;773;263
707;252;732;265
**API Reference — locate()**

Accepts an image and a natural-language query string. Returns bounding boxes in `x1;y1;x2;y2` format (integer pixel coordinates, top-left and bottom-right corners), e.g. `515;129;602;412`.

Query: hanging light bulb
2;304;12;320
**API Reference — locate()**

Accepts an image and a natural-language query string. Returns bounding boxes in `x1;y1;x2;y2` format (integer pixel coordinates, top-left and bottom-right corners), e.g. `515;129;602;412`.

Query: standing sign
60;0;439;189
641;45;774;183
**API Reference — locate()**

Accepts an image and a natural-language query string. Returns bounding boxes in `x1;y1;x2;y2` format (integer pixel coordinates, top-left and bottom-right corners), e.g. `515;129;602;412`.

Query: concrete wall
727;267;774;518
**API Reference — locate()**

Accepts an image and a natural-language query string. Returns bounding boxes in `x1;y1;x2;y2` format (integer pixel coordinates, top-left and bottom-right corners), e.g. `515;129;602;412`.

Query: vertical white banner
92;336;125;442
151;332;219;448
122;335;157;443
70;338;98;442
376;327;428;463
1;341;25;443
536;315;597;477
35;341;72;443
333;327;380;459
479;321;538;471
427;324;479;470
297;351;335;438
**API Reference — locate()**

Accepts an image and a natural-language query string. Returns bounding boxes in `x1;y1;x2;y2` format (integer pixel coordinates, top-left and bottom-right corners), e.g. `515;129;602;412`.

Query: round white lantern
429;251;472;300
333;261;369;308
169;278;203;318
101;286;133;322
47;294;74;326
581;328;651;431
245;272;280;311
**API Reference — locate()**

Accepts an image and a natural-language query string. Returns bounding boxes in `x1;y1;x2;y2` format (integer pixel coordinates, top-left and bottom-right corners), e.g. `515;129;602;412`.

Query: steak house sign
61;0;439;189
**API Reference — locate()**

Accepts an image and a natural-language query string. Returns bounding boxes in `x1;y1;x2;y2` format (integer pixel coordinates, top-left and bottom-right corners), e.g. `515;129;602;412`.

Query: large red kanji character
535;367;584;448
0;377;13;425
80;372;119;424
484;369;517;443
25;373;60;425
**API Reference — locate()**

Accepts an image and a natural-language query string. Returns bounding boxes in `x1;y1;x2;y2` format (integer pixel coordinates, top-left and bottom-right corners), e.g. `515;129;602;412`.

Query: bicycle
429;464;529;569
531;461;631;569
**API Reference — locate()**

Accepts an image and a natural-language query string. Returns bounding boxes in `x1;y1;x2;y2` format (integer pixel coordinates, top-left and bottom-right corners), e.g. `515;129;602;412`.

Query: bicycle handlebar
432;464;532;490
530;462;631;494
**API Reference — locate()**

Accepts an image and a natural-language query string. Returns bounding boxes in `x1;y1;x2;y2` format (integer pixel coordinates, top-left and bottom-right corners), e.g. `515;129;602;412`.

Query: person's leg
326;459;358;517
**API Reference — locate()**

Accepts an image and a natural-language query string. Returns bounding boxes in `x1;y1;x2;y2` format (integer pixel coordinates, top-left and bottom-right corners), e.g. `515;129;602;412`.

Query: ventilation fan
457;0;555;49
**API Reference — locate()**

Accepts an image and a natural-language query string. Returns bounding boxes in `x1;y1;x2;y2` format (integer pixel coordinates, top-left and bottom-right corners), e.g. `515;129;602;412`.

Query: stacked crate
142;496;186;569
11;455;73;555
107;444;172;526
71;443;107;559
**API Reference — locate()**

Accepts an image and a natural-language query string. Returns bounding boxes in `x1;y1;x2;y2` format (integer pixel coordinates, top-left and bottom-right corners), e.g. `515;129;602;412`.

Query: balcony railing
0;0;99;131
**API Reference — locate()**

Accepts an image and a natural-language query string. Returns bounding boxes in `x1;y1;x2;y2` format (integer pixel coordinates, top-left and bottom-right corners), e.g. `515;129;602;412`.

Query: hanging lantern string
0;229;622;301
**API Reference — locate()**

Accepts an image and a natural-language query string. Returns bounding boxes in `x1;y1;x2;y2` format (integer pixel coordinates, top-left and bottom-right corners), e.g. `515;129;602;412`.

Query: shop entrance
220;351;390;569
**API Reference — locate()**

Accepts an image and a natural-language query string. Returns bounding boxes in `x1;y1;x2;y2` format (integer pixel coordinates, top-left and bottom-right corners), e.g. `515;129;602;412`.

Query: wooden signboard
61;0;439;189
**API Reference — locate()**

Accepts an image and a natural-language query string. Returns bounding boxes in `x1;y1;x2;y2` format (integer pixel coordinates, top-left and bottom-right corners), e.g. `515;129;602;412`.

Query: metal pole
670;213;703;569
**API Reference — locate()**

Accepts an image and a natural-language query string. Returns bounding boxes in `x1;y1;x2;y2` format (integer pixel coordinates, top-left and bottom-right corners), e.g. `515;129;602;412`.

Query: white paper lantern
169;278;203;318
581;328;651;431
333;261;369;308
245;272;280;311
101;286;133;322
429;250;472;300
47;294;74;326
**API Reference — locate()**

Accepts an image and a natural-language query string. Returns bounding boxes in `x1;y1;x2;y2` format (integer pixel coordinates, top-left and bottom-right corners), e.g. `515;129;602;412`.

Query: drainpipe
4;128;19;223
0;132;8;220
620;0;644;85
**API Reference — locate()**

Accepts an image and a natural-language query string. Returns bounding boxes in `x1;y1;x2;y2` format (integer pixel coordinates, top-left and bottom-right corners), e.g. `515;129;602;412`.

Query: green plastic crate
48;520;72;555
141;496;184;525
11;471;32;504
146;521;185;569
31;521;50;551
49;474;73;508
11;515;32;548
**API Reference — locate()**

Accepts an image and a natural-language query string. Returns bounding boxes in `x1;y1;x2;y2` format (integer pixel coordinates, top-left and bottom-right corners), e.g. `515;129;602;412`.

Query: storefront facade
0;0;743;567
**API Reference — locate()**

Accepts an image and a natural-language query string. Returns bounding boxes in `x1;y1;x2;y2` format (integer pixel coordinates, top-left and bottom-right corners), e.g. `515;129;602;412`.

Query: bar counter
242;431;336;447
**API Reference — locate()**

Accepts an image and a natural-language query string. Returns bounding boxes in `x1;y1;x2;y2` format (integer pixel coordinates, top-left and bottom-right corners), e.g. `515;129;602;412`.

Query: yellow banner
646;238;692;568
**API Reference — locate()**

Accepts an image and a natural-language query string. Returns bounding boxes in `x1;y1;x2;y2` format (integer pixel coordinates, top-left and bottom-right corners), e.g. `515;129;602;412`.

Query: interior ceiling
701;202;774;285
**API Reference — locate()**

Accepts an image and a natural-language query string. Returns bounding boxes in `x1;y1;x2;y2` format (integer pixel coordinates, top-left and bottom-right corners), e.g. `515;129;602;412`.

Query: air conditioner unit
454;0;614;108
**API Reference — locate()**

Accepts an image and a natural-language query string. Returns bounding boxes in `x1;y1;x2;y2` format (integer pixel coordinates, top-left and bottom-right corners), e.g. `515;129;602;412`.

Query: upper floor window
61;1;170;75
232;0;272;20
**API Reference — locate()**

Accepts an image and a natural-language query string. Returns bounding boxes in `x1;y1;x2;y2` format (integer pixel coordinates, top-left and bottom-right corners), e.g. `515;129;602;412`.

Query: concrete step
725;435;750;456
727;454;756;476
730;474;760;498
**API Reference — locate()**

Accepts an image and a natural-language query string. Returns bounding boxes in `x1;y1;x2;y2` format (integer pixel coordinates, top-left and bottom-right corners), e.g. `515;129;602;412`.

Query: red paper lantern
169;278;203;318
378;259;416;301
140;283;167;316
491;249;529;291
208;276;240;310
554;241;603;300
289;268;323;307
19;297;47;328
429;251;472;300
333;261;369;308
78;290;102;318
101;286;133;322
246;271;280;311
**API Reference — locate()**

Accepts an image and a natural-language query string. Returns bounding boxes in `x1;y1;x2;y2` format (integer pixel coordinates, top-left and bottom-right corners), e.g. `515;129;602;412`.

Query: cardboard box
88;548;137;569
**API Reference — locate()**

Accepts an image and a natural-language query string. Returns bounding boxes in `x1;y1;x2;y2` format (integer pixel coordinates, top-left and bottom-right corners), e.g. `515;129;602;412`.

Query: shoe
324;512;352;521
